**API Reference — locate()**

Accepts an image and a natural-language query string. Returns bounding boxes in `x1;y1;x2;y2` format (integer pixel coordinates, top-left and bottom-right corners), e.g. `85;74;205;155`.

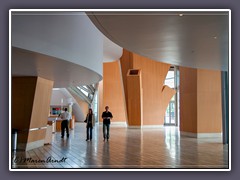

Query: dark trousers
103;123;110;139
61;120;69;137
86;125;93;140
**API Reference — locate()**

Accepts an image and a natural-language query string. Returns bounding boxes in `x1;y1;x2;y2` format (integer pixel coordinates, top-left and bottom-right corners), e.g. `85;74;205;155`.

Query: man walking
59;108;71;138
102;106;113;142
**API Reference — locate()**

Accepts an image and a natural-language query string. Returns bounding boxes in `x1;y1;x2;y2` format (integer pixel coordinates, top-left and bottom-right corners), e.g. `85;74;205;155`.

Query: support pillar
12;76;54;151
126;69;143;127
179;67;222;137
221;71;229;144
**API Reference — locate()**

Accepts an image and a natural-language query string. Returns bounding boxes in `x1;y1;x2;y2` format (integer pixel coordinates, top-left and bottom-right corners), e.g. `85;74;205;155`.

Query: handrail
12;126;48;133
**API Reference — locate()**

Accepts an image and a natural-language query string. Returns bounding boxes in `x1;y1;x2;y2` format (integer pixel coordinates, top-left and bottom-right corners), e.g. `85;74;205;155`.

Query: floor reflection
11;123;229;169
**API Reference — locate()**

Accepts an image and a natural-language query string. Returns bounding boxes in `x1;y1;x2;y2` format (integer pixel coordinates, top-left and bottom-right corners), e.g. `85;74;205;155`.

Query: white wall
50;90;68;106
50;88;85;122
11;11;123;88
12;12;103;76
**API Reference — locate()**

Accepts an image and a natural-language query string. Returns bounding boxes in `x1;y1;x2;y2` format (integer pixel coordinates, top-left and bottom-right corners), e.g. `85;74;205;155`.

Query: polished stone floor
11;122;229;170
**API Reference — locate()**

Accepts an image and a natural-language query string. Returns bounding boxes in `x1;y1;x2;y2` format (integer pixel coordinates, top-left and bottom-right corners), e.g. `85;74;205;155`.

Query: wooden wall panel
28;129;47;142
102;61;127;122
29;77;53;144
123;51;175;125
12;77;37;146
120;49;133;112
126;70;142;126
197;69;222;133
119;49;177;126
30;77;54;130
12;76;54;150
132;53;170;88
180;93;198;133
179;67;198;133
12;77;37;130
179;67;222;134
197;92;222;133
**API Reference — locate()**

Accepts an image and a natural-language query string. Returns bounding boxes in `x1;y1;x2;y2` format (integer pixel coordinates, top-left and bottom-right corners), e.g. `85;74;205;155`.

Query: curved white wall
103;36;123;62
50;88;85;122
12;12;103;76
11;11;123;87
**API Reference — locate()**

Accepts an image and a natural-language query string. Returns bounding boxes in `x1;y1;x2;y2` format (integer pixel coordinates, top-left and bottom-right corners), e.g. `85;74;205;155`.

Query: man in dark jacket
102;106;113;141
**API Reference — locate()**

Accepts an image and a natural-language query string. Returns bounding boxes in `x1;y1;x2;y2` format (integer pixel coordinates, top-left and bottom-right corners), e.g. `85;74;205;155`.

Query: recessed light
179;14;183;17
213;36;217;39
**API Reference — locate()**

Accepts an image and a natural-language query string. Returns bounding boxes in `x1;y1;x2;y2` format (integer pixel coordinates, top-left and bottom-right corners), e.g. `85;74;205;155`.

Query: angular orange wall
120;49;176;125
12;77;53;151
180;67;222;133
100;50;176;126
131;53;176;125
100;61;127;123
126;69;143;126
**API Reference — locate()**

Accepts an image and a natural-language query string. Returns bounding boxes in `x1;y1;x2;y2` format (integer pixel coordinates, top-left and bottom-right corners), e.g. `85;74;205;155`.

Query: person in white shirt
59;108;71;138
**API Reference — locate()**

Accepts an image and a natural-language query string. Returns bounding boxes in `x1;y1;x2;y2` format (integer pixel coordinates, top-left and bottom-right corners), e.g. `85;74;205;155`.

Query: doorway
164;66;179;126
164;97;176;125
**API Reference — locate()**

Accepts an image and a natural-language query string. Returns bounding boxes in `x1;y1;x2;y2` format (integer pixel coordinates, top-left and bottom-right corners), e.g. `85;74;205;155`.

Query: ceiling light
179;14;183;17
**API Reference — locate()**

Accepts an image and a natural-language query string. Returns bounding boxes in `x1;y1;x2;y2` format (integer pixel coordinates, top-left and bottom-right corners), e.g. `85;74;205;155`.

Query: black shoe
86;139;89;141
67;134;69;138
107;138;109;141
61;136;64;138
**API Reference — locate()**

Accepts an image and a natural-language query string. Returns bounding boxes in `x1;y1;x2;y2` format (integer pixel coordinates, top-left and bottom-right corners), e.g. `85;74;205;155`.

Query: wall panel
126;70;142;126
180;67;222;134
120;49;175;126
120;49;133;113
30;77;54;129
197;69;222;133
179;67;198;133
12;76;53;151
101;61;127;123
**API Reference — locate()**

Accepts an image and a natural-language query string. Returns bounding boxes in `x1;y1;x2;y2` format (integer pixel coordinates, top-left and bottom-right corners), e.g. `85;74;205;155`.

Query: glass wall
92;91;98;123
164;66;179;126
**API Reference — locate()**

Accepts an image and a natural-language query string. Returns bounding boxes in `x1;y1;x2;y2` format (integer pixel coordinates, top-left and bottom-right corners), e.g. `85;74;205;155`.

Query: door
164;66;179;126
164;98;176;125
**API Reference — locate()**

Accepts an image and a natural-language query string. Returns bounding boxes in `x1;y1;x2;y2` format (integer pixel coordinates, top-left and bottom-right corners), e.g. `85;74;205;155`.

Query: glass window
80;89;88;96
164;70;175;88
76;86;89;96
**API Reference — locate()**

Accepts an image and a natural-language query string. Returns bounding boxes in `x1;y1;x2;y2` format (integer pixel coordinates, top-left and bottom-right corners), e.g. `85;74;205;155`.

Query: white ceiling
11;10;229;89
88;11;229;71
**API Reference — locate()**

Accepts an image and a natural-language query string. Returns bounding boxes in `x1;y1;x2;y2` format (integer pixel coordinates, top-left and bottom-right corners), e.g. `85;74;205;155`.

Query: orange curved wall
98;49;176;126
